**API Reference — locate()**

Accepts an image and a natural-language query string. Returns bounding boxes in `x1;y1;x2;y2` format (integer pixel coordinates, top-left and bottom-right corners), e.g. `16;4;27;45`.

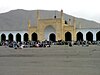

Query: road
0;45;100;75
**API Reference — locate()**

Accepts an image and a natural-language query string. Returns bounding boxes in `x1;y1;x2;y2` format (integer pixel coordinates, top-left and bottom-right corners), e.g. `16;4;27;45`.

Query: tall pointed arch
49;33;56;42
16;33;21;42
86;31;93;42
8;33;13;42
96;31;100;41
31;32;38;41
44;25;56;41
77;32;83;41
65;32;72;41
24;33;28;42
1;33;6;42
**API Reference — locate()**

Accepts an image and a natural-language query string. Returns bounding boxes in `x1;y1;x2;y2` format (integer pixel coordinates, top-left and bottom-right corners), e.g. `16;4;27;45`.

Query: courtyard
0;45;100;75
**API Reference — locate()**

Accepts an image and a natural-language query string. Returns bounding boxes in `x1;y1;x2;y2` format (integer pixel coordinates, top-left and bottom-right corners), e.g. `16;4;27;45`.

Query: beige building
28;10;76;42
0;9;100;42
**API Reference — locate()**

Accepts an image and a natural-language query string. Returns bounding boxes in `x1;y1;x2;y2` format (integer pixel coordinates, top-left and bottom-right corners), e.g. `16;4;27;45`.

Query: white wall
76;28;100;41
0;30;28;42
0;28;100;42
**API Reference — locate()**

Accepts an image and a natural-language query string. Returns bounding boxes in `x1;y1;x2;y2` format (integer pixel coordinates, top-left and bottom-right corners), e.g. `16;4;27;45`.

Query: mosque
0;9;100;42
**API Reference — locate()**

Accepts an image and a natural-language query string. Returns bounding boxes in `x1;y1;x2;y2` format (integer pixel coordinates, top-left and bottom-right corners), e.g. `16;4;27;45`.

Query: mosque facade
0;10;100;42
28;10;76;42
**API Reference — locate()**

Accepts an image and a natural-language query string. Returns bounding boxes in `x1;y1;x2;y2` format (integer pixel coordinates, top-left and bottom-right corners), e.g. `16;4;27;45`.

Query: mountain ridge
0;9;100;31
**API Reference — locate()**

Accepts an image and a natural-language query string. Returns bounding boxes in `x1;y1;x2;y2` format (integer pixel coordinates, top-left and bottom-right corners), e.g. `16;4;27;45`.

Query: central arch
65;32;72;41
86;32;93;42
49;33;56;42
77;32;83;41
44;25;56;41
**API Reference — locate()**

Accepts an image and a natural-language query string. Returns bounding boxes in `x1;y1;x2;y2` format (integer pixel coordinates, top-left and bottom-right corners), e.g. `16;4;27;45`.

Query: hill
0;9;100;31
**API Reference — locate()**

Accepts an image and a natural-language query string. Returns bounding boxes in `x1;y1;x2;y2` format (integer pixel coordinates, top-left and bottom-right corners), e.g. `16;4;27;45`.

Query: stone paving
0;45;100;75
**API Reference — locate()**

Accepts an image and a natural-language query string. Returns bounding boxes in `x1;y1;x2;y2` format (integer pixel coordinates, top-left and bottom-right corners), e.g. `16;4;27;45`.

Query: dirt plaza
0;45;100;75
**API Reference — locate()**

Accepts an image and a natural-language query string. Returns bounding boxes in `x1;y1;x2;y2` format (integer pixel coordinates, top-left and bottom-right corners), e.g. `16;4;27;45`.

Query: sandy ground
0;45;100;75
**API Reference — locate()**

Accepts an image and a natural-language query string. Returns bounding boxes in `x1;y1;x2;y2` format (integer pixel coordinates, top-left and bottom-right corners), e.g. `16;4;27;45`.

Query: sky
0;0;100;23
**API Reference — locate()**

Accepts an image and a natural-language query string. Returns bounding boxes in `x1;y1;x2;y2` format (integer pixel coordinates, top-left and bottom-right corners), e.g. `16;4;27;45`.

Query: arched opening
44;25;56;41
16;33;21;42
77;32;83;41
1;34;6;42
86;32;93;42
24;33;28;42
65;32;72;41
96;31;100;41
8;33;13;42
49;33;56;42
32;33;38;41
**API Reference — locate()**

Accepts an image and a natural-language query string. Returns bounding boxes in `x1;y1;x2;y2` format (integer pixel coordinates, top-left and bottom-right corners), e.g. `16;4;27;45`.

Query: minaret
73;17;76;29
36;10;40;26
61;9;64;40
73;17;76;41
61;9;63;20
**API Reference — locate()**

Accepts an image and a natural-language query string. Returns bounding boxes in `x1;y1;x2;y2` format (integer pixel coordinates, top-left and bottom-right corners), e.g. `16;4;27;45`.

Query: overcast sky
0;0;100;23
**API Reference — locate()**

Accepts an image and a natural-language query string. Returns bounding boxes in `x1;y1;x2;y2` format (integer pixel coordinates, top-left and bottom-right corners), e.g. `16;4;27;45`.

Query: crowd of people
0;40;51;49
0;40;100;49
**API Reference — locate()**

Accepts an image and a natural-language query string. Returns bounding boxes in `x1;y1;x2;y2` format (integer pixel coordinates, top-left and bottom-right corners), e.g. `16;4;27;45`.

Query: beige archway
44;25;56;41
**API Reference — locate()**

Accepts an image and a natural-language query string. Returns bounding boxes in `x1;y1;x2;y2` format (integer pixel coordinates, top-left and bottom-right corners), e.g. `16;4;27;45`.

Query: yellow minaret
61;9;64;40
61;9;63;20
73;17;76;29
73;17;76;41
37;10;40;26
